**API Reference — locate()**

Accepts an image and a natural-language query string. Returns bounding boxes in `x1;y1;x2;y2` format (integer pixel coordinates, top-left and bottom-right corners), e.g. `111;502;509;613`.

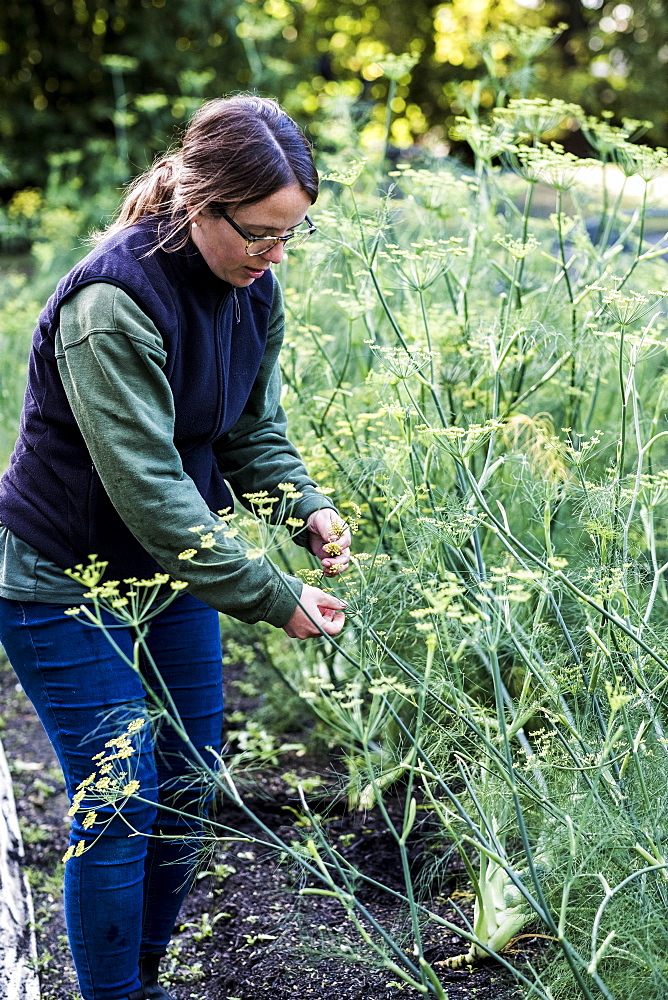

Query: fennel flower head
492;98;582;141
514;142;596;190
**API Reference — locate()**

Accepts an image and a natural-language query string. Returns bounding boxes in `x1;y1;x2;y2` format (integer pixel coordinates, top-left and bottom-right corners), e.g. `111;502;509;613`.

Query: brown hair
99;95;318;246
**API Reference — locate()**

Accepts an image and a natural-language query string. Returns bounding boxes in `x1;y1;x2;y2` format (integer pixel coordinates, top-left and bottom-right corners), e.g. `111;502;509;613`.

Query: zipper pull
232;288;241;324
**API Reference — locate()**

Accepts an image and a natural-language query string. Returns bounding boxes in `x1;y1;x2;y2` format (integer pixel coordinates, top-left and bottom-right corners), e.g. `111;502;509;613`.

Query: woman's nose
261;241;285;265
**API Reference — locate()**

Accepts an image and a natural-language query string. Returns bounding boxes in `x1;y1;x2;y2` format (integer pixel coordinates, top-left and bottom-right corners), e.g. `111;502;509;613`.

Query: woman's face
190;184;312;286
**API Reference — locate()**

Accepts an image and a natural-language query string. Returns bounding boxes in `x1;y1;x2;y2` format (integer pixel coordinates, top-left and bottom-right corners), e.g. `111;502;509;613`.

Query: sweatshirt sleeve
55;281;304;627
214;278;336;545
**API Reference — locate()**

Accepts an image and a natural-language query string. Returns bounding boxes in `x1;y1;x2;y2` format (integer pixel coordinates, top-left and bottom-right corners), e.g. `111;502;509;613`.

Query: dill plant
73;102;668;994
263;93;668;998
45;58;668;1000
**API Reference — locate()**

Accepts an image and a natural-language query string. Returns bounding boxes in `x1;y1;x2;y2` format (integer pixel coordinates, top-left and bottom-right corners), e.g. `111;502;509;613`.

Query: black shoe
127;953;176;1000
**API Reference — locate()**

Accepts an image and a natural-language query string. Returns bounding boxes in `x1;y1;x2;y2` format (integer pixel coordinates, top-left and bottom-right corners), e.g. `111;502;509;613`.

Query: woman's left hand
306;509;351;577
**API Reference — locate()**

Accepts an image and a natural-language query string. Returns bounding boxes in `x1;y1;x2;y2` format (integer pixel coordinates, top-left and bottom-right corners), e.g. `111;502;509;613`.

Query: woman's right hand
283;585;346;639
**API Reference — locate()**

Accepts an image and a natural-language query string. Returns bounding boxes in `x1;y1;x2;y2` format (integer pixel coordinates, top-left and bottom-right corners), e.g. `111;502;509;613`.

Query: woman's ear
188;208;203;236
185;202;202;225
188;207;205;230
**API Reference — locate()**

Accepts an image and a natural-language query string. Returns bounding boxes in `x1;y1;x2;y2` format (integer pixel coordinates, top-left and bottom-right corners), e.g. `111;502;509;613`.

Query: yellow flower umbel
182;482;344;569
62;718;146;863
64;556;188;626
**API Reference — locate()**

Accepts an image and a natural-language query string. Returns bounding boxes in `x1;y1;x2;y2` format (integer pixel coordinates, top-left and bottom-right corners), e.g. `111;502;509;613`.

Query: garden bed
0;652;527;1000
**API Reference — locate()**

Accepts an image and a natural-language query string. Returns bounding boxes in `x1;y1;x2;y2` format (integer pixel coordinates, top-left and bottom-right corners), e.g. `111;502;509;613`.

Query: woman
0;96;350;1000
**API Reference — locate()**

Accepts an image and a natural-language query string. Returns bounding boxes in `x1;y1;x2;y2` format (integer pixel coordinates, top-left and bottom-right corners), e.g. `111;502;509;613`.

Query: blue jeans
0;593;223;1000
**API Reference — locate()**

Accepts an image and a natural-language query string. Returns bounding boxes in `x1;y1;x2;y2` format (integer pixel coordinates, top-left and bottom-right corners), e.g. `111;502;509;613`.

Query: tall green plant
40;53;668;1000
260;92;668;997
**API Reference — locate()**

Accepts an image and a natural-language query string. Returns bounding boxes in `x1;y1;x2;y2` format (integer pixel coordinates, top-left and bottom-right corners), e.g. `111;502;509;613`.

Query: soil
0;652;532;1000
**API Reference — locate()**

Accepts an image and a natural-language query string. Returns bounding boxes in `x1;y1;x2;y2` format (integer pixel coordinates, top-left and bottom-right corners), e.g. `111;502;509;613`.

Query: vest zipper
211;289;231;437
211;286;241;437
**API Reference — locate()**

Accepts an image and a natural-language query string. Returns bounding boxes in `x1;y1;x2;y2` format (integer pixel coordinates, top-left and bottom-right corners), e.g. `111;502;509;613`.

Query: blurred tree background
1;0;667;194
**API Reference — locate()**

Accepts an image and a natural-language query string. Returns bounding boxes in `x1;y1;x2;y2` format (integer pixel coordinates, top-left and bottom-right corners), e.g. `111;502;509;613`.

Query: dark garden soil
0;652;533;1000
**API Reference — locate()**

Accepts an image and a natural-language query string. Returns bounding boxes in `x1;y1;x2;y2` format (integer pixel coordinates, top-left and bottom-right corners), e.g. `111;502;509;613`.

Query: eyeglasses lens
246;229;313;256
287;231;311;249
247;239;280;256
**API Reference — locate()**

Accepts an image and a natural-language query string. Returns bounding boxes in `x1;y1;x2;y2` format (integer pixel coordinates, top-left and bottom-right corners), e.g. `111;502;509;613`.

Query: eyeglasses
209;205;317;256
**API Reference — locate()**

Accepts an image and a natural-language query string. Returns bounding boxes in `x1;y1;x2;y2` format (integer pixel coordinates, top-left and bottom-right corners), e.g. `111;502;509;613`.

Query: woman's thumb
315;590;347;610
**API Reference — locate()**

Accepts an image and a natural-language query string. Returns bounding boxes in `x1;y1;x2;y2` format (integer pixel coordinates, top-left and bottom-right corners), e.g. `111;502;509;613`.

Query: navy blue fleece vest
0;218;273;579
